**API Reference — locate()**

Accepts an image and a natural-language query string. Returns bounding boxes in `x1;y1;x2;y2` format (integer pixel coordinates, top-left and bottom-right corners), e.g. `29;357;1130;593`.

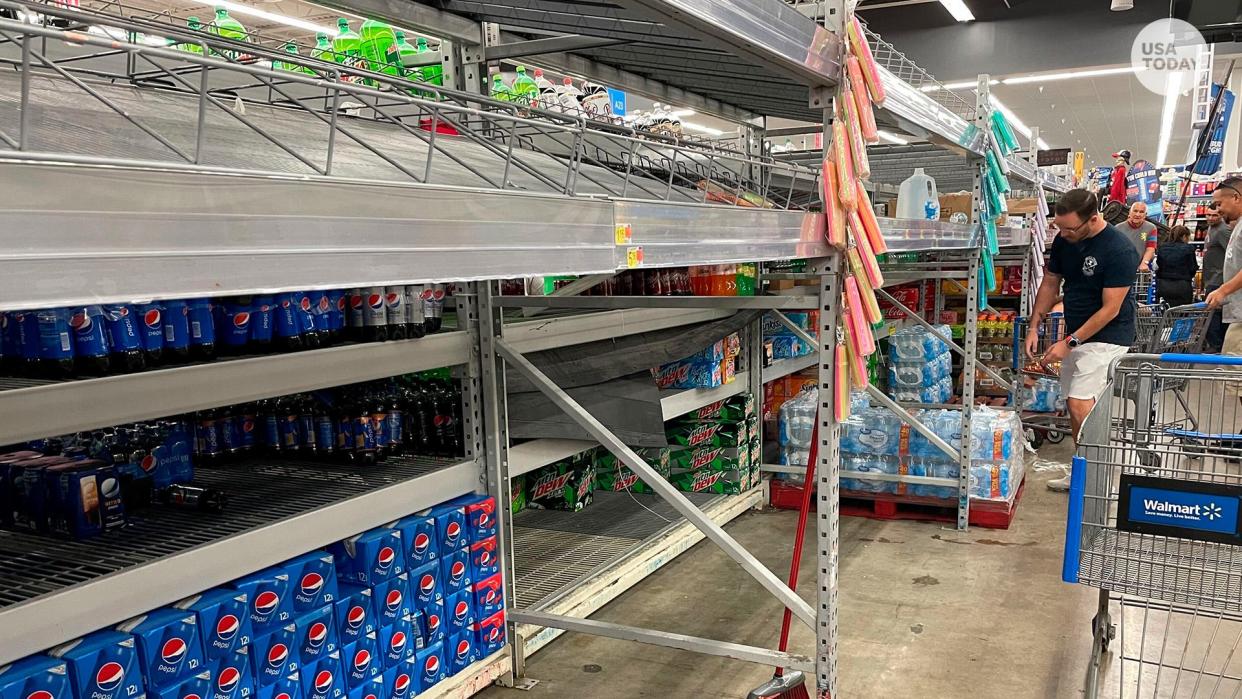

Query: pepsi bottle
403;285;426;339
194;409;222;466
162;299;191;363
335;404;354;462
278;396;301;452
370;391;389;460
250;295;275;352
218;296;253;356
258;399;282;456
70;306;111;376
407;382;435;455
135;302;164;366
385;387;404;456
314;402;335;458
385;286;407;341
235;405;257;455
347;289;366;342
11;312;40;377
296;292;323;350
37;307;76;378
326;289;346;344
156;484;227;513
103;305;147;374
186;298;216;360
421;284;445;334
274;292;305;352
362;287;388;343
350;397;377;466
297;396;318;453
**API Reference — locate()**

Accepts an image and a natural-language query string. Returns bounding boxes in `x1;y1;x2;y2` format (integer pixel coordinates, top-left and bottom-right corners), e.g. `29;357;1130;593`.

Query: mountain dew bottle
358;19;396;75
211;7;248;58
416;37;442;87
491;73;513;102
179;16;204;54
275;42;304;73
511;65;538;107
309;32;333;63
333;18;363;73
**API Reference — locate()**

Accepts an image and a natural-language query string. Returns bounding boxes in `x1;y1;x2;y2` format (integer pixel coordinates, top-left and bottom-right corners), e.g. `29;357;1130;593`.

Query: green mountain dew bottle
309;32;333;63
416;37;442;86
358;19;396;75
179;16;204;54
491;73;513;102
275;42;304;73
388;31;417;76
333;18;363;75
511;65;538;107
210;7;248;59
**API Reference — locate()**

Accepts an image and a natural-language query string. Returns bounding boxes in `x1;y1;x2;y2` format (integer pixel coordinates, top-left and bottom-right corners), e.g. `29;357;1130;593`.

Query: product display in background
500;265;758;298
6;493;503;699
975;312;1017;397
761;312;818;364
886;325;953;404
653;333;741;389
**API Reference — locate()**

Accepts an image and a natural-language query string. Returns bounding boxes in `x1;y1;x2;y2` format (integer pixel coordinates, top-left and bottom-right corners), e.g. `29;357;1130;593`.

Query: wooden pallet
769;476;1025;530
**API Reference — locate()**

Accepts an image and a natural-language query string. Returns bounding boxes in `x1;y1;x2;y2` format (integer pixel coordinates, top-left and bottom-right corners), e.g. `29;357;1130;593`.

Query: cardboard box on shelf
939;192;973;221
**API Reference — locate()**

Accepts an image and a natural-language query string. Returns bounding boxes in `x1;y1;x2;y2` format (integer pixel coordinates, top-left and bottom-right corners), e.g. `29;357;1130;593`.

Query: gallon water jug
897;168;941;220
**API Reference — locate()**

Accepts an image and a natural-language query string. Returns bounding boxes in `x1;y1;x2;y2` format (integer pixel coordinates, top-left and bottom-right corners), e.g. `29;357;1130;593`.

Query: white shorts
1059;342;1129;401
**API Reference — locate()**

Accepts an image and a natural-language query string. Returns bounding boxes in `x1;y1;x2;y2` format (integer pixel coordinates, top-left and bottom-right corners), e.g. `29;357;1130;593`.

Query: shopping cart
1131;302;1211;355
1064;353;1242;698
1133;269;1156;305
1012;313;1069;447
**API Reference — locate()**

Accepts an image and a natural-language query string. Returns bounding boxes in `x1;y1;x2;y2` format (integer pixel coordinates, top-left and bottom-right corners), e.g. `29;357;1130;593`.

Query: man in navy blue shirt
1025;189;1138;489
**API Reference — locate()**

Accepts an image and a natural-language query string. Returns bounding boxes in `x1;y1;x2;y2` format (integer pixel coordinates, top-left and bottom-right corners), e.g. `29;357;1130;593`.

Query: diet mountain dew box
527;455;595;511
593;448;670;493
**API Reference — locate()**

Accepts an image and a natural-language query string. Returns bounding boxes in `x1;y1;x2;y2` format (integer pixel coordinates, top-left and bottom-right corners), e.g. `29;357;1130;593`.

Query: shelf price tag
615;224;633;245
626;246;644;268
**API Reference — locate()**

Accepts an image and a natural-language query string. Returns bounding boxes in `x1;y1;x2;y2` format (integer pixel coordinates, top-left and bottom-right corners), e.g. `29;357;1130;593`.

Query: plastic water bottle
897;168;941;221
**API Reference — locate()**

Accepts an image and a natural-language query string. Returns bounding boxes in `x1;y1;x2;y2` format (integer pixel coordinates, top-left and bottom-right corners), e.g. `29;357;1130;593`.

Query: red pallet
768;476;1025;530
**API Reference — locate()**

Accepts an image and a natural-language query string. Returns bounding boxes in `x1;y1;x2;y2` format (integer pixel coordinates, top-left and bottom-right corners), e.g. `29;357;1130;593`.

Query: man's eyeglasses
1056;216;1093;236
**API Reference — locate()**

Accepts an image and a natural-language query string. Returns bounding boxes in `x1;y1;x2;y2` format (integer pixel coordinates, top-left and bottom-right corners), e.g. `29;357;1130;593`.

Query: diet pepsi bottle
273;292;305;352
70;306;111;376
363;286;389;342
135;302;164;366
162;299;191;363
103;305;147;374
37;307;76;378
421;284;445;334
403;285;426;339
347;289;365;342
217;296;253;356
250;295;275;352
385;286;407;341
186;298;216;360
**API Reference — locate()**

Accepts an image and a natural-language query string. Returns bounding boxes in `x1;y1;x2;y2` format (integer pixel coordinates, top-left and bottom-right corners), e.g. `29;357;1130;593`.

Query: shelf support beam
483;35;629;62
493;337;817;629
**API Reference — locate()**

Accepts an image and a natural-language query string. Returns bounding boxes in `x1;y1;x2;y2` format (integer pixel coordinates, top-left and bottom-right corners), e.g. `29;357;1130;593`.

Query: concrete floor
481;441;1103;698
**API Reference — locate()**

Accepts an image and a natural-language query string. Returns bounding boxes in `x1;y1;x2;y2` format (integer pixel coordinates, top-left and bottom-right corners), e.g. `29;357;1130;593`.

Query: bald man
1118;202;1158;270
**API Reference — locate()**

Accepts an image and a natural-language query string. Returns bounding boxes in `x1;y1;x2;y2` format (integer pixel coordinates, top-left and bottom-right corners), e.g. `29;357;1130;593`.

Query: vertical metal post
813;254;841;698
958;251;979;530
194;53;209;164
18;33;31;149
1029;126;1040;165
325;73;341;176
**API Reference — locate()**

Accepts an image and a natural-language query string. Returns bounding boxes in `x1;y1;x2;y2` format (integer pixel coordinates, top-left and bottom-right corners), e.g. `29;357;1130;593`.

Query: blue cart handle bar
1159;353;1242;366
1062;455;1088;584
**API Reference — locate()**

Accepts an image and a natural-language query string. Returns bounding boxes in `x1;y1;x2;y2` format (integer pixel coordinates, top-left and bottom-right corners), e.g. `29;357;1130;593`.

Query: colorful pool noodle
824;160;848;248
847;253;884;325
853;179;888;254
985;151;1011;194
841;89;871;179
844;276;876;356
832;121;857;212
849;210;885;289
841;316;870;388
988;132;1010;176
847;16;886;106
846;57;879;144
983;218;999;256
833;339;853;420
990;110;1019;152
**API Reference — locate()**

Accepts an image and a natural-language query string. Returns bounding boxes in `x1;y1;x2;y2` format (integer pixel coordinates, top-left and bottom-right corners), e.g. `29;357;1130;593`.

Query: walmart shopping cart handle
1062;455;1087;584
1159;353;1242;366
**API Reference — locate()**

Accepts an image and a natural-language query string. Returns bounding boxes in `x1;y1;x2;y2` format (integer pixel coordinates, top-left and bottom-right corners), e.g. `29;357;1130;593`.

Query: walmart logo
1143;498;1223;520
1206;503;1224;521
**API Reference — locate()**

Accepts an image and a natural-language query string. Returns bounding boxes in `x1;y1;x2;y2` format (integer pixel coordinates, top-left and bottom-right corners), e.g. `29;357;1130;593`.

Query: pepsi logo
140;454;158;473
95;662;125;692
432;289;446;301
352;649;371;673
389;631;406;654
413;532;431;556
418;289;433;301
455;640;470;660
254;590;281;616
392;675;411;697
364;694;377;699
479;551;492;566
280;299;292;309
384;589;403;612
215;614;240;641
484;589;498;605
336;296;347;311
275;693;291;699
232;312;250;328
100;477;120;499
423;655;440;677
418;575;436;595
241;417;255;433
70;312;92;333
313;670;334;694
367;294;384;310
185;694;202;699
143;308;161;328
385;292;401;307
486;627;500;642
346;605;366;630
306;622;329;649
160;637;188;666
317;296;330;312
445;522;462;543
27;690;54;699
300;572;324;598
216;667;240;694
299;297;312;312
350;295;363;309
449;561;466;582
426;614;441;634
266;643;289;668
376;546;396;571
478;512;490;526
260;304;271;313
454;601;468;621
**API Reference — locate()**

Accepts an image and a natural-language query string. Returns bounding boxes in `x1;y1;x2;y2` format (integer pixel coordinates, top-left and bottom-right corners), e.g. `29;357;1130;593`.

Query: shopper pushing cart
1206;177;1242;367
1024;188;1139;490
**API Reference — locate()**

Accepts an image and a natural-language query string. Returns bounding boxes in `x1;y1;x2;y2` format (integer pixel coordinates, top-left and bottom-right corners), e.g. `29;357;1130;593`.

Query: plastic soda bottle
358;19;397;75
416;37;442;86
210;7;249;59
180;16;204;54
511;65;539;107
332;18;363;76
491;73;513;102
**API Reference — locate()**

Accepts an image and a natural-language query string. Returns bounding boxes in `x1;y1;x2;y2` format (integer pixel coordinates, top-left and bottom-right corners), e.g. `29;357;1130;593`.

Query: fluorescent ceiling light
877;130;909;145
938;0;974;21
672;109;695;117
920;79;996;92
1001;66;1140;85
214;1;338;36
682;121;723;136
1156;71;1183;167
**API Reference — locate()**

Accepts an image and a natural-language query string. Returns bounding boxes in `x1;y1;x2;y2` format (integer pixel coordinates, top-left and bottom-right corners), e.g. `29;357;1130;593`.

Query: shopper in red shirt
1118;202;1157;270
1108;149;1130;204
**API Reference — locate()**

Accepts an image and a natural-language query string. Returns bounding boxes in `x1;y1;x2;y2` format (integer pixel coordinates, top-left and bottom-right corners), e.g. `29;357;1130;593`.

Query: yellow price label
626;246;644;268
615;224;633;245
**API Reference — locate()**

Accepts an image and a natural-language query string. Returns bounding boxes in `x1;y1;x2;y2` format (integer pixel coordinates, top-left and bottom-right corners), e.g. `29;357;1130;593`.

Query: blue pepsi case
418;602;444;647
186;298;216;360
370;574;410;629
147;671;210;699
332;584;375;645
444;591;474;635
219;297;253;356
439;547;471;594
294;606;338;666
250;295;275;352
325;290;345;343
103;305;146;373
411;643;444;694
385;515;437;569
273;293;304;352
211;648;255;699
49;630;144;699
406;561;442;613
116;608;206;690
418;504;467;551
136;302;164;365
230;567;294;635
162;299;191;363
298;652;343;699
329;529;404;586
445;631;477;676
379;662;413;699
0;656;73;699
249;623;298;687
36;307;76;378
475;609;506;656
469;536;500;582
473;574;503;618
286;551;338;613
375;616;416;670
254;673;298;699
46;460;126;538
343;676;382;699
449;494;498;542
176;588;253;660
337;634;380;693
